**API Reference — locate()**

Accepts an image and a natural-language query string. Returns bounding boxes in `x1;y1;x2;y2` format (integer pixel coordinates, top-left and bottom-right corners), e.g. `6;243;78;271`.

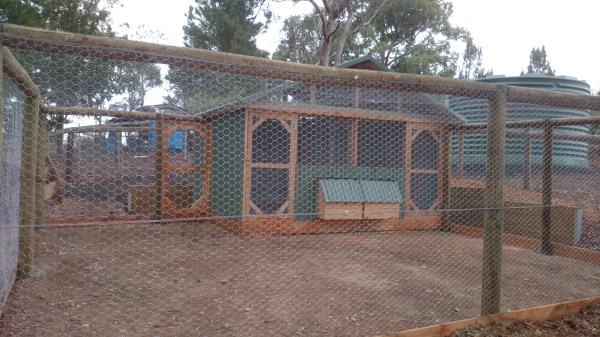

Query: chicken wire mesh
0;26;599;336
0;76;23;311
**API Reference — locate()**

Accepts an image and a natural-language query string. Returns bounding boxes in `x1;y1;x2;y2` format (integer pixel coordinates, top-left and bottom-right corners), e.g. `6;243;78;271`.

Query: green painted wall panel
295;165;405;220
210;110;246;218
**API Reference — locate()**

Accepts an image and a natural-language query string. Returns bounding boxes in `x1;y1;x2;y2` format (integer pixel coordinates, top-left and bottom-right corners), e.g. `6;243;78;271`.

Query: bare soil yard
1;224;599;336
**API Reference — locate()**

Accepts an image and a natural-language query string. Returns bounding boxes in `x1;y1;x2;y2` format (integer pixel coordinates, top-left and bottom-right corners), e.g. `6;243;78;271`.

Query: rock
454;307;461;313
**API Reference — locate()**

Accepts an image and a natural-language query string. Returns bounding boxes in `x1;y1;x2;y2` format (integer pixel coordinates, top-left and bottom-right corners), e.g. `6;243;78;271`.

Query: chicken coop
107;56;460;234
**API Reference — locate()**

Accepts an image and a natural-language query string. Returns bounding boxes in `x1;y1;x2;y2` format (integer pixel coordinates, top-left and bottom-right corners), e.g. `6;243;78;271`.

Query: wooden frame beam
1;46;38;97
43;106;205;122
455;115;600;131
481;85;507;315
5;24;600;109
381;295;600;337
153;114;164;220
541;121;553;255
34;113;47;228
18;94;40;278
0;24;498;99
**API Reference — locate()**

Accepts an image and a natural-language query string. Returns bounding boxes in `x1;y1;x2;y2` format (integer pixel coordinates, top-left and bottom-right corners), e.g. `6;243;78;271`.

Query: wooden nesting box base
363;203;401;219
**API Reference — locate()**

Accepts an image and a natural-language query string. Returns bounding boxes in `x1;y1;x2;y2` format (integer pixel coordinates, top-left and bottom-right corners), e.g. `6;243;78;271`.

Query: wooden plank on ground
379;296;600;337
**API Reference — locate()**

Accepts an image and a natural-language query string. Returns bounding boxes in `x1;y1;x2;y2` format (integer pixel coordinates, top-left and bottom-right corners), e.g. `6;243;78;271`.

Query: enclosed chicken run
2;24;600;337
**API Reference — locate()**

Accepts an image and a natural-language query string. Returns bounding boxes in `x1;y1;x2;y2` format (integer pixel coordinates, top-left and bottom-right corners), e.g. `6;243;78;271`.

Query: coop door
245;113;297;216
161;121;211;218
405;126;442;215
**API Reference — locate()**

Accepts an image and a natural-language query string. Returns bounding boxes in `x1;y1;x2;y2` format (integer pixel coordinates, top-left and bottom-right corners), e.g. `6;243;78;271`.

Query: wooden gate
404;125;443;215
243;112;297;217
160;120;212;218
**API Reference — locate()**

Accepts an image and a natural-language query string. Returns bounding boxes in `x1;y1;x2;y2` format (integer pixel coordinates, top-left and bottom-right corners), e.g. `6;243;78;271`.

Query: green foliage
275;0;467;77
272;14;322;64
365;0;467;77
0;0;42;26
182;0;270;57
1;0;122;130
458;36;492;79
110;61;162;111
168;0;272;112
526;46;555;76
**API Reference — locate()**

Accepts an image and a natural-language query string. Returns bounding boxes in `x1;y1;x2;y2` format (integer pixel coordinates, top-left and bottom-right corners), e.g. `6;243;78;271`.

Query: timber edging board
378;296;600;337
451;225;600;264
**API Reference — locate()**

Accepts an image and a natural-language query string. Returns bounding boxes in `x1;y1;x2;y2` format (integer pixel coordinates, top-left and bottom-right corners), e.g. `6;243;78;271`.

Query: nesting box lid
360;180;403;203
319;179;364;203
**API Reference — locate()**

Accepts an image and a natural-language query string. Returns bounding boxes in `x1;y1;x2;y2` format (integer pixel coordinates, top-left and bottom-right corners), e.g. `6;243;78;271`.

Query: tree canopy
274;0;467;77
167;0;275;111
525;45;555;76
457;36;492;79
182;0;271;57
1;0;124;131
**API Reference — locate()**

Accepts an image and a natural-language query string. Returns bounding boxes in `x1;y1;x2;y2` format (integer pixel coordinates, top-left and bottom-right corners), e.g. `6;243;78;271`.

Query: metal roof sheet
319;179;364;203
360;180;403;203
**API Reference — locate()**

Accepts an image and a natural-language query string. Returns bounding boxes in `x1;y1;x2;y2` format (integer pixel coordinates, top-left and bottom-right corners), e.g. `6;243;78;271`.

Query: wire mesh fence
0;24;600;336
0;75;23;311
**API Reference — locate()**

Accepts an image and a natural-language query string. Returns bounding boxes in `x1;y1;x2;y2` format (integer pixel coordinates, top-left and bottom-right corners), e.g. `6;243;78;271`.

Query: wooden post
154;114;164;220
18;94;40;279
440;129;452;231
35;113;47;228
353;87;361;108
0;51;3;164
182;130;188;161
541;121;553;255
457;131;465;178
65;132;74;182
115;131;122;168
481;85;507;316
523;127;532;190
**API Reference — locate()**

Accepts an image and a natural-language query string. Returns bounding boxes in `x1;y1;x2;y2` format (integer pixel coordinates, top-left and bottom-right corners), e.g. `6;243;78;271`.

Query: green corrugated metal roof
319;179;364;202
360;180;403;203
319;179;403;203
336;55;390;72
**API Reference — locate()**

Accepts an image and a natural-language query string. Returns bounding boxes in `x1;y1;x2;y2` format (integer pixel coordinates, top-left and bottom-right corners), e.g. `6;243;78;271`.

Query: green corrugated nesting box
317;179;402;220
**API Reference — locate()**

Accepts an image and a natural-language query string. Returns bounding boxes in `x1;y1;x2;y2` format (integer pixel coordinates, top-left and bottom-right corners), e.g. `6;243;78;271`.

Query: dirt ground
1;224;599;336
451;302;600;337
453;166;600;250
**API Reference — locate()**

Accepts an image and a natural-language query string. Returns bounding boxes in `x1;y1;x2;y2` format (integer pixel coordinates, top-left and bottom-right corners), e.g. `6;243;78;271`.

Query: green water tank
449;74;591;168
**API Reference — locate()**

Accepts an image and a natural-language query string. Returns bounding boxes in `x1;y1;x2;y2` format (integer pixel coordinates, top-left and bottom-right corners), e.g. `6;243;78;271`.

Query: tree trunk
333;10;355;66
319;18;337;66
320;39;331;66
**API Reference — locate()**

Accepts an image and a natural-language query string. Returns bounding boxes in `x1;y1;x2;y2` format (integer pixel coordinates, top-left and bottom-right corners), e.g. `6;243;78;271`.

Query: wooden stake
65;132;74;182
0;50;3;164
440;129;452;231
182;130;188;161
481;85;507;316
154;114;164;220
457;131;465;178
18;94;40;279
115;131;122;167
35;113;47;228
541;121;553;255
523;127;532;190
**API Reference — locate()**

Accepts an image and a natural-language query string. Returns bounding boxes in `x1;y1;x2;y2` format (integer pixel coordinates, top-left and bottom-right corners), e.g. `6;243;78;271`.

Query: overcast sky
110;0;600;106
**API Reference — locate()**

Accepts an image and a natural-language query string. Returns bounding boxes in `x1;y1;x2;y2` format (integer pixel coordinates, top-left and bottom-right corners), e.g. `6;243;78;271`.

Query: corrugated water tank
449;74;591;168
